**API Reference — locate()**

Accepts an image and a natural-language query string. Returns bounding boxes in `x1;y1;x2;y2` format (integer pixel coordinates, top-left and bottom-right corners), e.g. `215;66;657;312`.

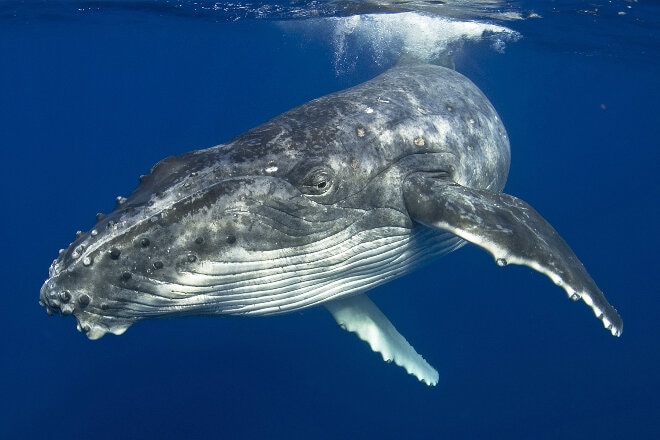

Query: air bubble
83;256;93;267
195;237;204;245
140;238;150;247
187;254;197;263
571;293;581;301
226;235;236;244
153;261;164;269
59;291;71;303
90;229;98;237
496;258;507;267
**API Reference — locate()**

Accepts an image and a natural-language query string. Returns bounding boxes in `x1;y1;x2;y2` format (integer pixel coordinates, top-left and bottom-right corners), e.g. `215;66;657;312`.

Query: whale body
40;64;622;385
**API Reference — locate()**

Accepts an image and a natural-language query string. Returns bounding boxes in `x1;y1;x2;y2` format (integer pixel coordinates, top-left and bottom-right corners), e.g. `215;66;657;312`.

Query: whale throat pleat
119;227;462;318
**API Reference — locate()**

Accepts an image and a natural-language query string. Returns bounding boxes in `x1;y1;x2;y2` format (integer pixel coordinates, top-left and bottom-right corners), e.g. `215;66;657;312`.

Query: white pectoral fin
403;173;623;337
325;294;438;386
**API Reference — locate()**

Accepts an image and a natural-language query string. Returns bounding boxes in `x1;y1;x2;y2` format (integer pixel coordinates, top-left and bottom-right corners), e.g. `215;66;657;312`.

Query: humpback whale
40;64;622;386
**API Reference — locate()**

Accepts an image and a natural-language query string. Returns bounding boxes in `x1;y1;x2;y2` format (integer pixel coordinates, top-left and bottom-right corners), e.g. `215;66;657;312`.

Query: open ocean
1;1;658;438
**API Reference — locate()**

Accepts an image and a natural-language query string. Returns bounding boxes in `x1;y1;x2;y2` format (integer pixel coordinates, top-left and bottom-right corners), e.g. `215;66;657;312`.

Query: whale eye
301;167;334;196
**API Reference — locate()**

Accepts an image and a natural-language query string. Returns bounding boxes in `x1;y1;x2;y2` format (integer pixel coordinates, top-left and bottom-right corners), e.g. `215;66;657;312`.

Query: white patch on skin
265;166;278;173
378;130;394;145
431;219;622;337
431;118;451;142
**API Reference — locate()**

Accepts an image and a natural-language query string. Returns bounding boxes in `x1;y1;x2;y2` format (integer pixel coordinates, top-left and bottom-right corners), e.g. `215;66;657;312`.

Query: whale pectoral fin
403;174;623;336
325;294;439;386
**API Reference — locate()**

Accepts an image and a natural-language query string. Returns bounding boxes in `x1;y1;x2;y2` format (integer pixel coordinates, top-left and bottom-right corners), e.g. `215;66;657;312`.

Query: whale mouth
39;276;132;340
39;278;79;317
74;318;123;340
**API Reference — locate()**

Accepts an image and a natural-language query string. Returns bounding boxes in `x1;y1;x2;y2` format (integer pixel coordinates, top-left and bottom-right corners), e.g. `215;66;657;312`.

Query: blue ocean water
1;1;659;439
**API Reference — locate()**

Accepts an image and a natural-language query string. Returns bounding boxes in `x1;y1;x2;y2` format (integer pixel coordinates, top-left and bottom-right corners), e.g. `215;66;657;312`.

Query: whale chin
75;316;132;340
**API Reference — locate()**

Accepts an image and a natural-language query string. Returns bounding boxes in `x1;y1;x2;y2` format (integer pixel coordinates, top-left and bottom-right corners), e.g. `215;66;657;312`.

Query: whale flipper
325;294;439;386
403;173;623;337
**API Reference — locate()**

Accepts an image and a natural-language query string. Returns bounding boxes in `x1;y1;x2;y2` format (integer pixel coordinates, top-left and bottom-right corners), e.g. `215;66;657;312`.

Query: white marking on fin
325;294;438;386
403;175;623;337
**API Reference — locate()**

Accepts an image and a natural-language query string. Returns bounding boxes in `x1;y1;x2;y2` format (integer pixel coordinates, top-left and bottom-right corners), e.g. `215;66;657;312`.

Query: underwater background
1;1;658;438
